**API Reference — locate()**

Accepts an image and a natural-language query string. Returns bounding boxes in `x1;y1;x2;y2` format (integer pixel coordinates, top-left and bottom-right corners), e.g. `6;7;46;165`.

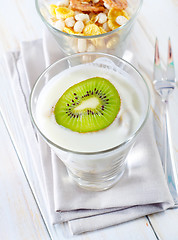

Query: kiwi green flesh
54;77;121;133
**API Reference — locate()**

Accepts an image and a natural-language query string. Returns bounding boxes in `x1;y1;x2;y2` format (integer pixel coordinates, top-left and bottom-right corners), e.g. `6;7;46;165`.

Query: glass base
67;164;126;191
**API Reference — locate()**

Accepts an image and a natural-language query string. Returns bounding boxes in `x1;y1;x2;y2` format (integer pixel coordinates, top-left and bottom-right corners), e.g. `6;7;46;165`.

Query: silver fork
153;38;178;205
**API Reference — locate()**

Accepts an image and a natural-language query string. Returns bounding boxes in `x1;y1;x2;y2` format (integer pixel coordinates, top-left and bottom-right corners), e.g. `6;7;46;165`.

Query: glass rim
29;52;150;155
35;0;143;39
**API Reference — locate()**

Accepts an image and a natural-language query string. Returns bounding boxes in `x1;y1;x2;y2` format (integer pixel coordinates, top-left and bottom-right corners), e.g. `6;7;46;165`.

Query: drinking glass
29;52;150;191
35;0;143;56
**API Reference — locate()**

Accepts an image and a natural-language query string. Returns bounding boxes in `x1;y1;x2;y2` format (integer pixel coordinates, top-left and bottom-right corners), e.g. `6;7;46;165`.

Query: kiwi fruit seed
54;77;121;133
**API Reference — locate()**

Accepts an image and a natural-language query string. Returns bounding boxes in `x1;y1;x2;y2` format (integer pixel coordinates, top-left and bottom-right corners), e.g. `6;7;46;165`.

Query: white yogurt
36;62;144;153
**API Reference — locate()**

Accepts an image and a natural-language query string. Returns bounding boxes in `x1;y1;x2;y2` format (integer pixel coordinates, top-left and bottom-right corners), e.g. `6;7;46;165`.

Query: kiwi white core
74;97;100;111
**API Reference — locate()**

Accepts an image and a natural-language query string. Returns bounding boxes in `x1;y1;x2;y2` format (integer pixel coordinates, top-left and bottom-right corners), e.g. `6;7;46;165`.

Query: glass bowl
35;0;143;55
29;52;150;191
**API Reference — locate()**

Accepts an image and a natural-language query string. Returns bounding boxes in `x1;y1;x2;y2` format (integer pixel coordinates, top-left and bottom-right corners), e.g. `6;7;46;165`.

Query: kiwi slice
54;77;121;133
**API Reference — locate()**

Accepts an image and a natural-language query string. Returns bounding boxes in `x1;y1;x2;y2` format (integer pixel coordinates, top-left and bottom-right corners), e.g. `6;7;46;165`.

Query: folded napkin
3;30;174;235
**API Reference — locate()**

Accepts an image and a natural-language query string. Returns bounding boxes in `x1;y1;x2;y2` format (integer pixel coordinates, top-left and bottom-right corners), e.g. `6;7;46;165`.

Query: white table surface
0;0;178;239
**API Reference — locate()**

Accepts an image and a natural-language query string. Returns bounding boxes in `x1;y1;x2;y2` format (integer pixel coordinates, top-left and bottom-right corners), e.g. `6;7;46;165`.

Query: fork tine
154;38;160;66
154;38;163;81
167;38;176;83
168;38;173;64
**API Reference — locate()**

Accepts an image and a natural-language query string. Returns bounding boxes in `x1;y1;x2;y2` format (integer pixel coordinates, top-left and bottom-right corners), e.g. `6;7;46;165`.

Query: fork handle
163;100;178;204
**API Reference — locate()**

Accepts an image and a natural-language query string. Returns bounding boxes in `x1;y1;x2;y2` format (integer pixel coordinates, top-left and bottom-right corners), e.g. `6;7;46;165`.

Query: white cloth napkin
3;30;174;235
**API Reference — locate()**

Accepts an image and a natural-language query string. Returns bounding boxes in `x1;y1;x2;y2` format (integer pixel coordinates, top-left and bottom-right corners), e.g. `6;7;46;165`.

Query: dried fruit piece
70;0;105;12
83;24;101;36
55;7;74;19
103;0;128;10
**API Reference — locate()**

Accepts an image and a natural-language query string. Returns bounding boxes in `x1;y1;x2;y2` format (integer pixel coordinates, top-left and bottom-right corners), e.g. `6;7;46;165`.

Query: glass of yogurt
29;52;150;191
